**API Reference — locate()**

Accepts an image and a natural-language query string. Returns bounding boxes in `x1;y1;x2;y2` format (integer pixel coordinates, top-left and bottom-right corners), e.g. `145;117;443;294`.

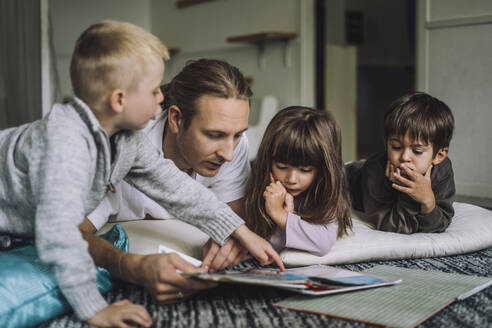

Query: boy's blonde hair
70;20;169;108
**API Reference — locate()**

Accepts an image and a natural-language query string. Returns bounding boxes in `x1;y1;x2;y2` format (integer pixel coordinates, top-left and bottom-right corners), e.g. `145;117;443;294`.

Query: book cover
275;265;492;328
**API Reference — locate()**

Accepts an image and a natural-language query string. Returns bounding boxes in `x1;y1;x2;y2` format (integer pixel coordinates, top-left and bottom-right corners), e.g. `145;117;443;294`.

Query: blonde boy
0;20;282;327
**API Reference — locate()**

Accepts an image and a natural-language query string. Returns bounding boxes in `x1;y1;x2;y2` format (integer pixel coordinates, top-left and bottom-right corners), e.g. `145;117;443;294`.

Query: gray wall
50;0;315;159
42;0;492;197
50;0;152;98
417;0;492;197
150;0;314;155
0;0;42;129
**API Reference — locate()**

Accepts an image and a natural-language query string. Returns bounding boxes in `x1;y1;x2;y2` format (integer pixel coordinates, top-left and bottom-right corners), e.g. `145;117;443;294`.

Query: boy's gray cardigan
0;97;244;320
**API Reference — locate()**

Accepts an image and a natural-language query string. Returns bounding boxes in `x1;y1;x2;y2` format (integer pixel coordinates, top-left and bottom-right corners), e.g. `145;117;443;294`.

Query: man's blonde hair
70;20;169;108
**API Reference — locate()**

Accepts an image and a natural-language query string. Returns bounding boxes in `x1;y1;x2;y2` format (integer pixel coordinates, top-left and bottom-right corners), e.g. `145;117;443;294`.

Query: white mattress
99;202;492;267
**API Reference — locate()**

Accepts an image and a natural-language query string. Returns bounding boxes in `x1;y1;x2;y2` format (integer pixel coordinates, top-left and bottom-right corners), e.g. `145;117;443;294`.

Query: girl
245;106;352;256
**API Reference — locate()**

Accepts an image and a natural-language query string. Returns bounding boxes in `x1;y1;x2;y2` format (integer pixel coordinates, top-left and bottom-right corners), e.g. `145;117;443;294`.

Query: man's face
175;95;249;177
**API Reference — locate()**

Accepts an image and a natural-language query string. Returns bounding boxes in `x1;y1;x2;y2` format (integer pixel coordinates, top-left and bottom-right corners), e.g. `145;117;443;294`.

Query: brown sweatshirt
347;151;455;234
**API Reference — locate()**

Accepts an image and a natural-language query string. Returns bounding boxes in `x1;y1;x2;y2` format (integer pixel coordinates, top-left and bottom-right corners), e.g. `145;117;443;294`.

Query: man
80;59;256;302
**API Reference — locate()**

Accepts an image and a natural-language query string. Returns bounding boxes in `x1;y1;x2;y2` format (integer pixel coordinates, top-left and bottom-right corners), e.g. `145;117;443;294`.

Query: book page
158;244;202;267
287;265;394;285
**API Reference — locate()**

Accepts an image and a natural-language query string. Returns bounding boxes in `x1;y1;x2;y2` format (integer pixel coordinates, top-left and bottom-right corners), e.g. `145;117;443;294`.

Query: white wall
151;0;315;155
417;0;492;197
151;0;297;54
50;0;152;97
325;44;357;162
50;0;314;158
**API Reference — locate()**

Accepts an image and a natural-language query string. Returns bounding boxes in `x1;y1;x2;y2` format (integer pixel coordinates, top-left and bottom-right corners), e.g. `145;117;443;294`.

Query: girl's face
271;161;317;197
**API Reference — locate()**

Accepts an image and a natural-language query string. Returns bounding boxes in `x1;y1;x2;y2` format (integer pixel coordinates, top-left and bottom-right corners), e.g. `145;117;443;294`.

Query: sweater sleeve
87;195;118;230
359;154;455;234
125;133;244;245
283;213;338;256
29;122;107;320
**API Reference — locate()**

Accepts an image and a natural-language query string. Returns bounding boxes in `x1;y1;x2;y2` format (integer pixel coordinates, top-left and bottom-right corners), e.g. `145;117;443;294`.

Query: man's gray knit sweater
0;97;244;320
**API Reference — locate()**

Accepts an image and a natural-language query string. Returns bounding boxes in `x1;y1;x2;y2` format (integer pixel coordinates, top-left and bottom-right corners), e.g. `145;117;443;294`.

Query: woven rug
41;246;492;328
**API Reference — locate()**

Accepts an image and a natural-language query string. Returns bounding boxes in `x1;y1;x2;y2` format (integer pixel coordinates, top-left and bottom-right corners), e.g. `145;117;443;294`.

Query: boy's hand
263;174;293;229
201;238;248;272
87;299;152;328
391;164;436;214
385;161;399;184
232;225;285;271
133;253;217;303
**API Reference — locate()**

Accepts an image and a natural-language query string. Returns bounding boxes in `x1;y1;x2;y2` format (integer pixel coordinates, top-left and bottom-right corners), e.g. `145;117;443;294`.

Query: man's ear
167;105;184;133
432;147;449;165
109;89;125;114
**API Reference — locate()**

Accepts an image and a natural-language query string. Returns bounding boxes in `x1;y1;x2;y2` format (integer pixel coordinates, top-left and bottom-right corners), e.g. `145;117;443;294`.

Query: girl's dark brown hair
384;92;454;155
244;106;352;239
161;59;252;129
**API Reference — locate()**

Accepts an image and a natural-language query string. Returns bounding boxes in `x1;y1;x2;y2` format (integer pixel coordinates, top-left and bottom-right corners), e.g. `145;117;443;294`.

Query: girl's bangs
271;127;321;167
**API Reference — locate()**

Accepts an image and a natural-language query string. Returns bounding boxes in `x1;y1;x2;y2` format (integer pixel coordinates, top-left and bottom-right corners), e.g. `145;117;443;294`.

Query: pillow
280;202;492;266
98;219;209;259
100;203;492;269
0;224;128;328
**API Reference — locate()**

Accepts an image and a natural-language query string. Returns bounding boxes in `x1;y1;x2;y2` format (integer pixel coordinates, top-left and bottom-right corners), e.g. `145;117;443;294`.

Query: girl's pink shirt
269;212;338;256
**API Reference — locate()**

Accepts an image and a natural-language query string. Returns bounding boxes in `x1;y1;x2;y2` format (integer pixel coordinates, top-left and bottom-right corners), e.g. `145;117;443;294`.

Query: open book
158;243;400;295
182;264;401;296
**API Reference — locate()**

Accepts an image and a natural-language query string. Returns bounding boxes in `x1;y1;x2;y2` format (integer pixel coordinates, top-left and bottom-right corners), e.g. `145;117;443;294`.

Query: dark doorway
314;0;416;159
353;0;416;158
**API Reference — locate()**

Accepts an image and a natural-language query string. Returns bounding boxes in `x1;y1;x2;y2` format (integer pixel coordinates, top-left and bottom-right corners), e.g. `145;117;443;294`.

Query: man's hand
87;299;152;328
79;219;216;303
130;253;217;303
232;225;285;271
201;238;248;272
391;164;436;214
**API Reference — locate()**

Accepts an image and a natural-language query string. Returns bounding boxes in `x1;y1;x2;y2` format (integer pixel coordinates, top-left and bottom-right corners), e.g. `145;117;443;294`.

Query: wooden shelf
167;47;180;57
176;0;215;9
227;32;297;44
227;32;298;69
245;76;254;87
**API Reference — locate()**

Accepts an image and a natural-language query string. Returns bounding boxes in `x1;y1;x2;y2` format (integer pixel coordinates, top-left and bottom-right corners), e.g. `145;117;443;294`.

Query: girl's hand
232;225;285;271
284;192;294;213
87;299;152;328
263;174;292;229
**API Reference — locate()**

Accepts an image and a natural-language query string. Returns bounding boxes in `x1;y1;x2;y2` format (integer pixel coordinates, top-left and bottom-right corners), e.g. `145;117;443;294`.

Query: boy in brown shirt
348;92;455;233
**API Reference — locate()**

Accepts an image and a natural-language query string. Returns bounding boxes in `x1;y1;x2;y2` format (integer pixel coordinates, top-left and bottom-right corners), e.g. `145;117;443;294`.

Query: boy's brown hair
161;59;252;129
70;20;169;109
384;92;454;155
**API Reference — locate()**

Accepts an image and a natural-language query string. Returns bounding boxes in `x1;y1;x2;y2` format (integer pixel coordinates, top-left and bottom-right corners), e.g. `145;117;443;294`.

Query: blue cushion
0;224;128;328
